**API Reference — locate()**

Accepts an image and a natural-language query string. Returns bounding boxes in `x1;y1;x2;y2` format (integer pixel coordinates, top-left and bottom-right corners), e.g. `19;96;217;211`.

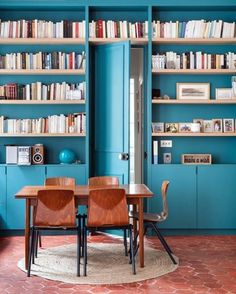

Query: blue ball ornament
59;149;76;164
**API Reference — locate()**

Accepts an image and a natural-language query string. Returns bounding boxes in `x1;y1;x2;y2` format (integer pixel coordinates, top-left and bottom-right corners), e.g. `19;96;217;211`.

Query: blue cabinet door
149;165;197;229
6;166;45;229
198;165;236;229
0;166;6;229
46;165;86;185
94;42;130;184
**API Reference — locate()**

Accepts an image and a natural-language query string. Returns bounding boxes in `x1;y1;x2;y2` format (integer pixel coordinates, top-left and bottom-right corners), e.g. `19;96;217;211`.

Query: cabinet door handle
119;153;129;161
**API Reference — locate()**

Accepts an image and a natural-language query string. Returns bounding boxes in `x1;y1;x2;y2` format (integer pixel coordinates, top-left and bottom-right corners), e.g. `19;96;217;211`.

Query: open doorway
129;48;144;184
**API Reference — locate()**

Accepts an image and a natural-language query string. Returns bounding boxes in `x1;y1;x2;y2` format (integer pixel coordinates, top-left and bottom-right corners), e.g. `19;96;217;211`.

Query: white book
153;140;158;164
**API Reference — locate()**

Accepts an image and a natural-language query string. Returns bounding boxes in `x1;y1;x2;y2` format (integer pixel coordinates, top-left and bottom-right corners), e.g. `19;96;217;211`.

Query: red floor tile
0;234;236;293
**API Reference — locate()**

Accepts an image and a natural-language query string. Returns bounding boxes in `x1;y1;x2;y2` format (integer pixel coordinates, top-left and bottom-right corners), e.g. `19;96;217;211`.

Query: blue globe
59;149;76;164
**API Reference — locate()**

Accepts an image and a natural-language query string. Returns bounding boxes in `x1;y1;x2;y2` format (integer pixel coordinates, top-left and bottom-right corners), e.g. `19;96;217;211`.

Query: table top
15;184;153;199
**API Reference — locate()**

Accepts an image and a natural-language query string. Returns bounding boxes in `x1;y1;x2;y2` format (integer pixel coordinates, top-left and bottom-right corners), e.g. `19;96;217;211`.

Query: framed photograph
163;153;171;164
212;119;223;132
223;119;234;133
179;123;192;133
152;122;164;133
193;119;204;132
176;83;210;100
203;120;213;133
165;123;178;133
215;88;233;100
182;154;212;165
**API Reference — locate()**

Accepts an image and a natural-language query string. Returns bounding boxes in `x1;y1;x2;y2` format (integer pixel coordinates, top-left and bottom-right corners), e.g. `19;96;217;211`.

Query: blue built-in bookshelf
0;0;236;233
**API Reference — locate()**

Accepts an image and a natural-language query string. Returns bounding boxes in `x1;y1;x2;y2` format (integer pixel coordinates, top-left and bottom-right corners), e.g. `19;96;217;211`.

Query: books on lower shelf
152;20;236;39
0;113;86;134
0;82;86;101
0;51;86;70
152;51;236;70
0;19;86;38
152;140;158;164
89;20;148;38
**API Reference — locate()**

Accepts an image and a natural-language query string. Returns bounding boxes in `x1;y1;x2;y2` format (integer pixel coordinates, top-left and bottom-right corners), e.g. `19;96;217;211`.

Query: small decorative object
215;88;233;100
152;89;161;99
177;83;210;100
179;123;192;133
162;94;170;100
193;119;204;132
59;149;76;164
223;119;234;133
182;154;212;165
212;119;223;132
203;120;213;133
165;123;178;133
152;122;164;133
163;153;171;164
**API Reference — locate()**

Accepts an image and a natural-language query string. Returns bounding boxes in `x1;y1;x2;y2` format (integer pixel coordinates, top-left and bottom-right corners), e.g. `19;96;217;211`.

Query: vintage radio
32;144;44;165
18;146;31;165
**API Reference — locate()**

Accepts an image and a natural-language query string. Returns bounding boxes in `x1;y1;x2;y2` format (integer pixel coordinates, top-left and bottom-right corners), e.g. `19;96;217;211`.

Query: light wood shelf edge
89;37;148;45
0;100;85;105
152;99;236;104
0;38;86;44
152;132;236;137
152;69;236;74
0;69;85;75
0;133;86;137
152;38;236;44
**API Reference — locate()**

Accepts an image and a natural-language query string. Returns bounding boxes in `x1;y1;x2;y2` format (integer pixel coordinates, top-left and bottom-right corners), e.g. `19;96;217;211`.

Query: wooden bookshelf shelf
152;99;236;104
0;38;86;45
89;37;148;45
0;133;86;137
152;132;236;137
0;100;86;105
152;38;236;44
152;69;236;74
0;69;85;75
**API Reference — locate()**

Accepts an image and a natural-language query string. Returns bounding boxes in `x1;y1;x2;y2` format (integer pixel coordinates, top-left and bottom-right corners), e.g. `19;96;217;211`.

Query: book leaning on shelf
89;20;148;38
152;140;158;164
0;19;86;38
0;113;86;134
152;20;236;38
152;51;236;70
0;82;86;100
0;51;86;70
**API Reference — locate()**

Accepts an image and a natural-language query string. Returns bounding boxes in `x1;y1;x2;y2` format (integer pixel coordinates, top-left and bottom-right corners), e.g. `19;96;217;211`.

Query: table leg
132;204;138;248
25;199;31;269
138;198;144;267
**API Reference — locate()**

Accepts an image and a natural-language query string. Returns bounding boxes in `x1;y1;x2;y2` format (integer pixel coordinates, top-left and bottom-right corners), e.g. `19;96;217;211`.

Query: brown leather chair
129;180;176;264
27;189;80;277
35;177;76;254
88;176;128;256
81;188;136;276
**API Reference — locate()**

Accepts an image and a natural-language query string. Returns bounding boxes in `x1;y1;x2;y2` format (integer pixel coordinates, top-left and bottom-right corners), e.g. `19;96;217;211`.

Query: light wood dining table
15;184;153;269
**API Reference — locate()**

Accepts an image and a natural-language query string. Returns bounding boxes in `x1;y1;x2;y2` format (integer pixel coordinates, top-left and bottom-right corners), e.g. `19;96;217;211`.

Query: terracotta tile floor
0;234;236;293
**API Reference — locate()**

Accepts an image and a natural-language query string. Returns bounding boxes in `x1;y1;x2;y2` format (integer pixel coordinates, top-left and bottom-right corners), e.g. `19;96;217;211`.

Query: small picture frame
212;119;223;132
193;119;204;132
163;153;172;164
215;88;233;100
165;123;179;133
179;123;192;133
182;154;212;165
223;119;235;133
203;120;213;133
176;83;210;100
152;122;164;133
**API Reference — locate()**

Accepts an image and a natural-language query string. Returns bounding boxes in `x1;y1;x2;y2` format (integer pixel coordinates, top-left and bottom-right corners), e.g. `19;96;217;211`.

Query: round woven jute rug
18;243;178;284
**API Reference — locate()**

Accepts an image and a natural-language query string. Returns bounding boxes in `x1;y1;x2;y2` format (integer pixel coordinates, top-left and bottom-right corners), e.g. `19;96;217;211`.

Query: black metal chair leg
77;225;80;277
38;232;42;248
124;229;128;256
151;223;177;264
129;226;136;274
27;227;35;277
35;230;39;258
83;226;87;276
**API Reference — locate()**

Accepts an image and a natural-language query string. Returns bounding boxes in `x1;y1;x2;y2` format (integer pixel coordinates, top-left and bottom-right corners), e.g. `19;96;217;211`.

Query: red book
98;19;103;38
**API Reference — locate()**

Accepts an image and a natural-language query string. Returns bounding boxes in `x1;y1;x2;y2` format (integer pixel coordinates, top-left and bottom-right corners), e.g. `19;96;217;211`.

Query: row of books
0;19;86;38
0;51;86;70
0;82;86;101
152;51;236;70
153;20;236;39
0;113;86;134
89;20;148;38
